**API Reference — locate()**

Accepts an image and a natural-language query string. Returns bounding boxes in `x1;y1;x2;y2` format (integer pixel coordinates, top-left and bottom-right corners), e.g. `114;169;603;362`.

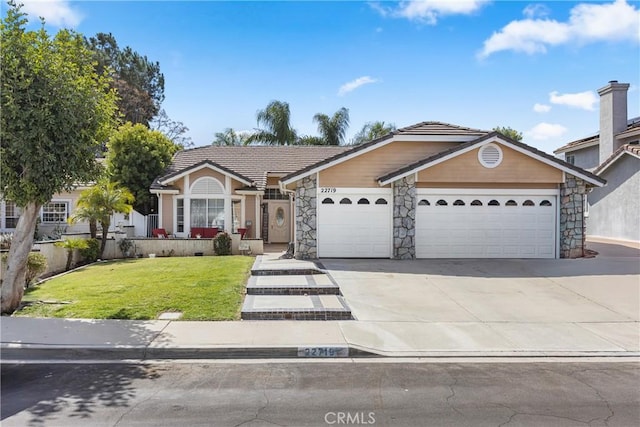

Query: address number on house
298;346;348;358
319;187;337;193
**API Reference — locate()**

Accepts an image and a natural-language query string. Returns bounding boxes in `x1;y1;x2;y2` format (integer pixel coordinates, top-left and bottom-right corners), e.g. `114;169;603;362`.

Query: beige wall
319;141;459;188
161;194;174;233
417;144;563;184
188;168;227;188
266;176;280;187
244;195;257;238
416;182;559;189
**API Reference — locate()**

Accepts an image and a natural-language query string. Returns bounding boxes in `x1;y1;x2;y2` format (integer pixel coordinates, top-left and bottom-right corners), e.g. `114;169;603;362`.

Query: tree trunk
1;203;40;314
89;219;97;239
99;218;110;259
65;249;73;271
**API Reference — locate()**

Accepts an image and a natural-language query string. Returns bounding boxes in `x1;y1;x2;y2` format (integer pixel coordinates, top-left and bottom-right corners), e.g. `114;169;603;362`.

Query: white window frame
40;200;71;224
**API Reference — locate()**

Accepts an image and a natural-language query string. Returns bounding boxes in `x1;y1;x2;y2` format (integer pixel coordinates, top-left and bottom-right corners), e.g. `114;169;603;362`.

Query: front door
267;201;290;243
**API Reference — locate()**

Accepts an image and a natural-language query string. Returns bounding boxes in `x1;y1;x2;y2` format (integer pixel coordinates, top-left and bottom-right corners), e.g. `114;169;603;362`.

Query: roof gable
378;132;606;187
594;144;640;175
281;121;489;185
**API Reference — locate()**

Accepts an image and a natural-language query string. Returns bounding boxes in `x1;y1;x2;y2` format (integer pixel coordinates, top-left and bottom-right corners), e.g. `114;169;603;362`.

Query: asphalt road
2;361;638;426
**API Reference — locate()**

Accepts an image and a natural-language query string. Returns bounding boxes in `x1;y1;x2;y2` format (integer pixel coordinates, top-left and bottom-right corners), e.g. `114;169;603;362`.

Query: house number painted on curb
298;346;348;357
319;187;337;193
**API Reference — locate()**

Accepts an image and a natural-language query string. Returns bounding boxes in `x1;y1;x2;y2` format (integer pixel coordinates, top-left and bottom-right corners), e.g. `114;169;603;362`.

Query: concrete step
241;295;352;321
246;275;340;295
250;255;324;276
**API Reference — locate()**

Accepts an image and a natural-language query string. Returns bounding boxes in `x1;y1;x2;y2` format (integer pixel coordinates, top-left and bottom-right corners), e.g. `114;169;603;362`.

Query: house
554;81;639;243
152;121;604;259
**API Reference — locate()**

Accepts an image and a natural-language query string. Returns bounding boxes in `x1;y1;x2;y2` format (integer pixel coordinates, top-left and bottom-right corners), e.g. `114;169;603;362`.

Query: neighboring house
554;81;640;243
152;121;604;260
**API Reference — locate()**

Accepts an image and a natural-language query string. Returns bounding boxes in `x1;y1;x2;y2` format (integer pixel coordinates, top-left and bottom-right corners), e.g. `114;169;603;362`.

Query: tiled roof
377;132;606;186
394;121;488;136
554;116;640;154
154;145;349;190
594;144;640;175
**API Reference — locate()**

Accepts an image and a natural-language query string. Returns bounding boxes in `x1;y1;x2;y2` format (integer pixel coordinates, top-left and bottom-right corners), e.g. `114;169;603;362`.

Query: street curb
3;343;639;362
0;344;378;361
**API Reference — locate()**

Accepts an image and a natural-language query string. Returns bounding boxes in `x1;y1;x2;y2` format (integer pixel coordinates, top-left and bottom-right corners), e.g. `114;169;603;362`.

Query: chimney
598;80;629;163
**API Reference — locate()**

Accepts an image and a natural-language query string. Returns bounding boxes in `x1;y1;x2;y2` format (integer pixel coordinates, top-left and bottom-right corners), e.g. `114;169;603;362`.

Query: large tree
0;3;118;314
246;100;298;145
107;123;179;215
151;108;193;149
351;121;396;145
313;107;350;146
73;181;134;258
493;126;523;142
86;32;165;126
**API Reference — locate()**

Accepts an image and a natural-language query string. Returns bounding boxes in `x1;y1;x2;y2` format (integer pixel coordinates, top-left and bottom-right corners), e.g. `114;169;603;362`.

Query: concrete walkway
2;241;638;360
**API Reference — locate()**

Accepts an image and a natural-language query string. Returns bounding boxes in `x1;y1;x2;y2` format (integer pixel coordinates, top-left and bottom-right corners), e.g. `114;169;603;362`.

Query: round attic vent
478;143;503;168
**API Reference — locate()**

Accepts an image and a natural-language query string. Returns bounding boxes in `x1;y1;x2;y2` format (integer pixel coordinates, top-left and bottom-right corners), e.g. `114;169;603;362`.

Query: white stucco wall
587;155;640;242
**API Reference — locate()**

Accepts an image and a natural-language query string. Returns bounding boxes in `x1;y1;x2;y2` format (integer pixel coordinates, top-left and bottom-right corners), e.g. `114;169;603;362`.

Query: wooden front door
267;201;290;243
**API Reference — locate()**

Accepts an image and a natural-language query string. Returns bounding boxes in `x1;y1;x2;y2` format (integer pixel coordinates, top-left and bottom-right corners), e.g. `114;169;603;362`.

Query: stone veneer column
294;175;317;259
393;175;416;259
559;174;587;258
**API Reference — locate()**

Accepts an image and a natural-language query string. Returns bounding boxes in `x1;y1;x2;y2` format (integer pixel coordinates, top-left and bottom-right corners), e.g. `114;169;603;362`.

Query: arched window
505;200;517;206
321;198;334;204
191;177;224;195
339;198;352;205
523;200;535;206
375;198;388;205
471;200;483;206
453;199;465;206
436;199;448;206
488;200;500;206
418;199;430;206
540;200;552;207
357;198;370;205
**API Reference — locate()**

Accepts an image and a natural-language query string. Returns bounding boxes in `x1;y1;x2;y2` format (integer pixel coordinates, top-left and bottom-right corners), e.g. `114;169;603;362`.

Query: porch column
392;175;416;260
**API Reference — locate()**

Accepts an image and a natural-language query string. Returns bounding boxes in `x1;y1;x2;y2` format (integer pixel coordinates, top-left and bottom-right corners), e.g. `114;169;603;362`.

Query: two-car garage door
315;188;557;259
415;191;557;258
317;189;392;258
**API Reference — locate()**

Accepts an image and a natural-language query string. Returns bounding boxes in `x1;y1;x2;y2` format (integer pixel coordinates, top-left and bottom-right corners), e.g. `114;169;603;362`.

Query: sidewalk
2;315;639;361
2;245;639;361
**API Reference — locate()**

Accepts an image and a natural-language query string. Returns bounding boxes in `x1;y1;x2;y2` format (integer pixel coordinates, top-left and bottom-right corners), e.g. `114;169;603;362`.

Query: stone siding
559;175;587;258
295;175;318;259
393;176;416;259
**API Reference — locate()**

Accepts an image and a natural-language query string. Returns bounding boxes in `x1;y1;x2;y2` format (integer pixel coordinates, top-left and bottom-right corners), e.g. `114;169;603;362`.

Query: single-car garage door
318;189;392;258
416;191;557;258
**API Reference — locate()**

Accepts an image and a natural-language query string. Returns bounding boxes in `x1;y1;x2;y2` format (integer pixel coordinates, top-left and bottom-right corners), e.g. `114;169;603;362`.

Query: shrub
55;238;89;271
213;232;232;256
25;252;48;288
118;238;134;258
80;238;100;262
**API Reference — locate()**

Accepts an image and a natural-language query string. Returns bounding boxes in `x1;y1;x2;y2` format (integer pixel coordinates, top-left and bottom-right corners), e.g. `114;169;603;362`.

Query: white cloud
21;0;83;27
523;4;550;19
478;0;640;58
533;103;551;113
371;0;490;25
338;76;379;96
549;90;598;111
527;122;568;140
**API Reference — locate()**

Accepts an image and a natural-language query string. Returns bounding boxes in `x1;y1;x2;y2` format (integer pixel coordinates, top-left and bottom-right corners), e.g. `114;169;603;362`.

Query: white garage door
416;191;557;258
318;189;392;258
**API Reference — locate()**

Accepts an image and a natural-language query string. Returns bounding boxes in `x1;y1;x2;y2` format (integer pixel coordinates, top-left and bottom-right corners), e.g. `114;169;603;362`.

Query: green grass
16;256;254;321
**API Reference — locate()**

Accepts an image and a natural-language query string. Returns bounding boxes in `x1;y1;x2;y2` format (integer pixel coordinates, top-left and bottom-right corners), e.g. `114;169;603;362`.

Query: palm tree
71;181;134;258
212;128;249;146
246;100;297;145
313;107;350;146
351;121;396;145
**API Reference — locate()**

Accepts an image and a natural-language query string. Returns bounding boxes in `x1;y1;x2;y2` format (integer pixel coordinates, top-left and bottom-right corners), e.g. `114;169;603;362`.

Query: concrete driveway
320;241;640;355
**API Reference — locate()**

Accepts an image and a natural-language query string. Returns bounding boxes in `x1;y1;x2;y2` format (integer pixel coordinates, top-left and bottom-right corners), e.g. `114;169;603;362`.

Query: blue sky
10;0;640;153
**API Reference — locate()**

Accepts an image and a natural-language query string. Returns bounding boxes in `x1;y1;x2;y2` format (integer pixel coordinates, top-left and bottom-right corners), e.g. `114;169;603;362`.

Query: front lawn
16;256;254;320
